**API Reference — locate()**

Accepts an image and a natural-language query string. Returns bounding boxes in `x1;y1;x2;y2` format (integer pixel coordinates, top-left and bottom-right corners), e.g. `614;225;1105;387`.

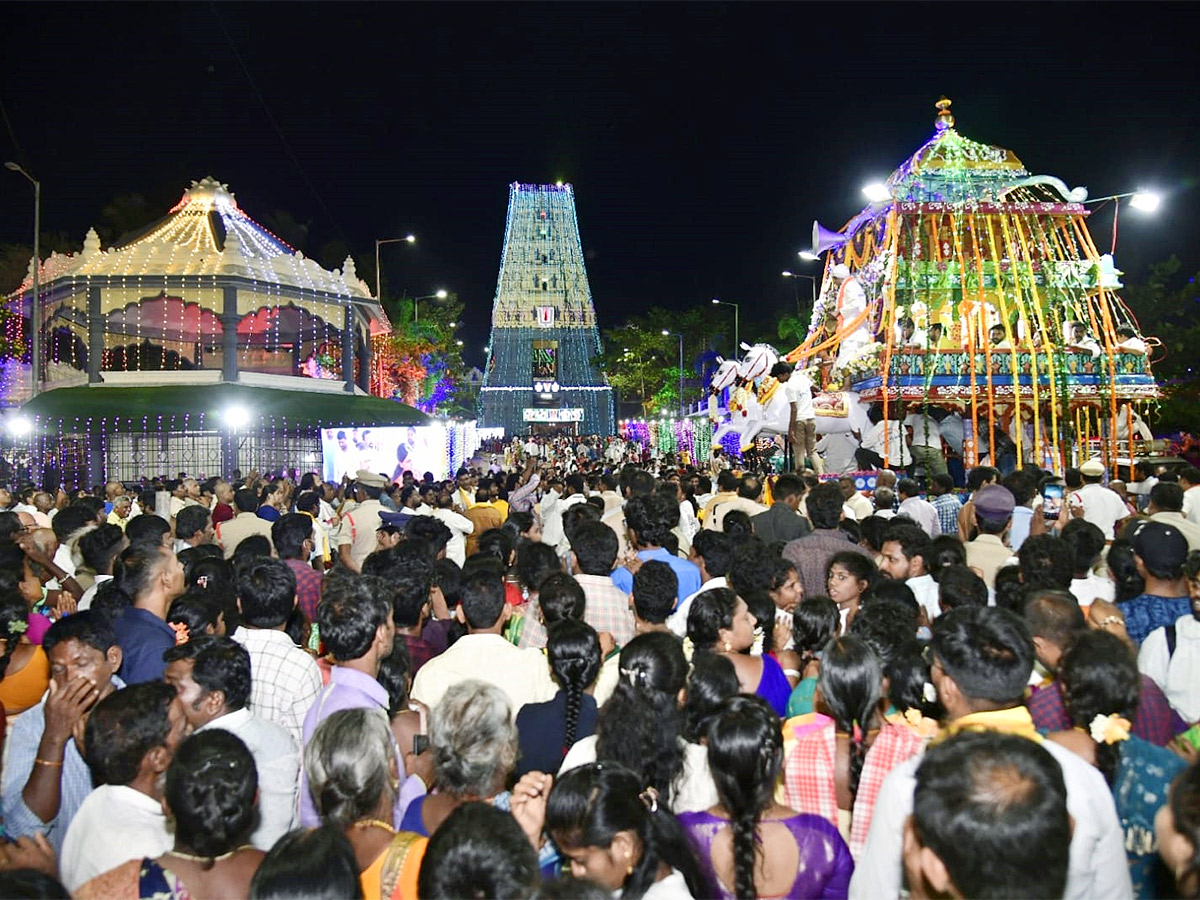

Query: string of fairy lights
785;99;1157;474
481;183;614;435
10;178;377;390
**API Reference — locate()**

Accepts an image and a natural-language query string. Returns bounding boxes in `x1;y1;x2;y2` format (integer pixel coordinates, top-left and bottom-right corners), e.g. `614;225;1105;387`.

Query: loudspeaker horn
812;220;850;256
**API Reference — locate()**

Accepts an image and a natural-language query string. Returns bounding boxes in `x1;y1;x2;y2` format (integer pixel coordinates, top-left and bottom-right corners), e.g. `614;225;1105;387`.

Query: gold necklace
166;844;253;863
352;818;397;834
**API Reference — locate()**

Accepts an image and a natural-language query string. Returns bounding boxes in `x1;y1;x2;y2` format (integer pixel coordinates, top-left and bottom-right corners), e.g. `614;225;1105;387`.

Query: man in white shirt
431;493;474;566
904;730;1072;899
879;521;939;622
1066;320;1102;357
668;530;731;637
856;415;913;472
164;636;299;850
904;405;946;477
60;682;188;892
838;476;874;522
896;316;927;349
871;487;897;520
896;478;941;537
815;431;859;475
76;524;128;611
1138;606;1200;725
1060;518;1115;608
851;606;1131;900
777;362;823;474
1116;325;1148;355
411;568;556;714
1070;459;1129;540
830;263;871;370
1181;467;1200;527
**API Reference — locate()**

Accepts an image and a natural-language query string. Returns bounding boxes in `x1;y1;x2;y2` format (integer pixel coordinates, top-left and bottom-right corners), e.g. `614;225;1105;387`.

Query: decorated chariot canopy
785;97;1158;472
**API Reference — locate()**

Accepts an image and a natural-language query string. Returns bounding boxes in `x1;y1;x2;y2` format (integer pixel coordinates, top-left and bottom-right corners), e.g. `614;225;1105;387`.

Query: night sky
2;3;1197;364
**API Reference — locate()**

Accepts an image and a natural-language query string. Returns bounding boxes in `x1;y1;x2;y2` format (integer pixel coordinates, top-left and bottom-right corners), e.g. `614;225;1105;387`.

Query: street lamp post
374;234;416;301
6;162;40;398
662;330;684;417
781;271;817;320
413;289;449;324
711;298;739;353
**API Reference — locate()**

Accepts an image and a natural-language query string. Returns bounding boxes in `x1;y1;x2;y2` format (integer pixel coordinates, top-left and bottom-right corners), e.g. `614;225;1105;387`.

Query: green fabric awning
20;383;432;431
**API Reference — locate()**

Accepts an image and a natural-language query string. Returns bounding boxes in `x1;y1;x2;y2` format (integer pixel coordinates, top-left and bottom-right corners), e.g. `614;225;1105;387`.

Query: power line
209;2;348;245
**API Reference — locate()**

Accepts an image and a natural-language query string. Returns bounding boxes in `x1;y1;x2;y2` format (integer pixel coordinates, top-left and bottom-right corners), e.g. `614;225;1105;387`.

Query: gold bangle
34;758;63;767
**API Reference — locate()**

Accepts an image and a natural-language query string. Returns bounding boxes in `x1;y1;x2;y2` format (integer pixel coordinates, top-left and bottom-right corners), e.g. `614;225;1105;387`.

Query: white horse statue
710;343;873;453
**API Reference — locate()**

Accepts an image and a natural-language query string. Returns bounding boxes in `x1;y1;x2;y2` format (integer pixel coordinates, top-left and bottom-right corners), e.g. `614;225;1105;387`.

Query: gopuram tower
480;183;613;436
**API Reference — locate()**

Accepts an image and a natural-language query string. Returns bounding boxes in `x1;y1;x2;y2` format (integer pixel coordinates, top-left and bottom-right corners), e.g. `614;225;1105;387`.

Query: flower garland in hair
680;636;695;663
6;618;28;635
1089;713;1132;745
750;626;765;657
169;621;191;646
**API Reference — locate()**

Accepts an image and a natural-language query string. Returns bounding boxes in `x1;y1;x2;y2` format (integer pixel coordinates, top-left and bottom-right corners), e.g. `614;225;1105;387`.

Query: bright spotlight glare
435;289;448;299
405;234;416;243
661;329;670;336
6;416;31;437
1130;192;1161;212
224;405;251;429
862;182;891;203
798;251;819;261
781;270;794;277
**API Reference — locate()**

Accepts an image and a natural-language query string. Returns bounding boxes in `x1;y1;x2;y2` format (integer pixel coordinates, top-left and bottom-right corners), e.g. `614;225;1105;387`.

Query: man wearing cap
335;470;388;573
830;263;872;371
965;484;1015;589
1118;521;1191;646
1069;460;1129;541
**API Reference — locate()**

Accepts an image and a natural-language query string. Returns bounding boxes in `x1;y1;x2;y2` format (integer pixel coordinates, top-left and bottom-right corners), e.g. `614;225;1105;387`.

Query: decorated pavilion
3;178;429;485
788;98;1159;472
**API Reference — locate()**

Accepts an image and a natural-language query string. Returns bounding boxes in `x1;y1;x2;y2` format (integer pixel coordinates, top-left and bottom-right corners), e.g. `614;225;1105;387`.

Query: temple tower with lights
480;182;613;435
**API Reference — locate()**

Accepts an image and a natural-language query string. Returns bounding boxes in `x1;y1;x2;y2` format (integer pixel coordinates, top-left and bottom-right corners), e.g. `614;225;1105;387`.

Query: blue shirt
112;607;176;685
1119;594;1192;647
932;493;961;536
257;505;282;522
612;548;701;608
2;676;125;852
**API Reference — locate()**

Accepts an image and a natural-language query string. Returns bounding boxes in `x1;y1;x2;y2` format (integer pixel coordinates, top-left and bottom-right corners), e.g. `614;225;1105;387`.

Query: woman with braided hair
783;635;922;859
1049;629;1185;898
680;695;852;899
560;632;718;814
686;587;792;716
75;729;264;899
516;619;601;777
542;762;704;899
0;587;49;716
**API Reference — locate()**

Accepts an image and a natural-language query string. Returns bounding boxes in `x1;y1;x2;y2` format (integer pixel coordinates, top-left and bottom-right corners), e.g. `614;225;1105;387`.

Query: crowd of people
0;444;1198;899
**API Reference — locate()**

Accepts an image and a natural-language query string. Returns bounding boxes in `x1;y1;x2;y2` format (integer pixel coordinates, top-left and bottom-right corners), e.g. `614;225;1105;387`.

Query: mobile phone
412;734;429;756
1042;483;1064;522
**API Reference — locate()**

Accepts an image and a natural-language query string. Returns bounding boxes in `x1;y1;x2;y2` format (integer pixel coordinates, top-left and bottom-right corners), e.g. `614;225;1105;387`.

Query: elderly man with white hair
830;263;872;370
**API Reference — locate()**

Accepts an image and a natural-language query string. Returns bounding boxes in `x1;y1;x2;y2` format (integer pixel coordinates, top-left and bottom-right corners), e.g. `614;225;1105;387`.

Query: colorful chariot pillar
787;98;1159;474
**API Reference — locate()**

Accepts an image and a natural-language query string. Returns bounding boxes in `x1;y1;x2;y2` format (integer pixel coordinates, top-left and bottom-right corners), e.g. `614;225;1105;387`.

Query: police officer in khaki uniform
335;470;388;572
